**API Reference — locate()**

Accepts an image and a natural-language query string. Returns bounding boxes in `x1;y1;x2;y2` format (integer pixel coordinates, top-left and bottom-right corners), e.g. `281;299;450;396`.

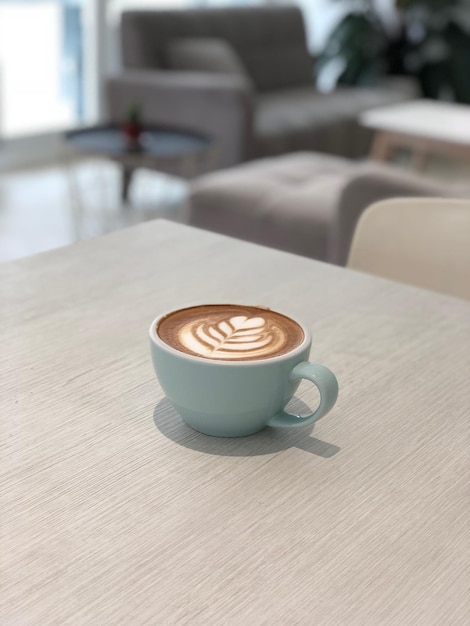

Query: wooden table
361;99;470;171
1;221;469;625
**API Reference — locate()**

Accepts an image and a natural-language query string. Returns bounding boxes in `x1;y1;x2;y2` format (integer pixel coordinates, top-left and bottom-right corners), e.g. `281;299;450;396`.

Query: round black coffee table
65;124;216;202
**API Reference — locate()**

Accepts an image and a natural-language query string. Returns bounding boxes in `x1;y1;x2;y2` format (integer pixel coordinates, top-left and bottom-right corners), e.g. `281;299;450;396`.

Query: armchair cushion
166;38;252;88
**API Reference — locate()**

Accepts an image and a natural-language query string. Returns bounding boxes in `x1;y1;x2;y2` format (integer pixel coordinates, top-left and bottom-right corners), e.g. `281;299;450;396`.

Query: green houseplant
317;0;470;102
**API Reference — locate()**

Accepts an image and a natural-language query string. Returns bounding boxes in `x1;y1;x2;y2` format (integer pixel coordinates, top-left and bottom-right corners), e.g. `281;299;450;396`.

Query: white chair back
347;198;470;300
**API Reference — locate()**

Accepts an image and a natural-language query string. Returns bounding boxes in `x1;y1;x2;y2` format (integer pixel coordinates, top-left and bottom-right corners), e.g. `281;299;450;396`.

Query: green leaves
317;0;470;102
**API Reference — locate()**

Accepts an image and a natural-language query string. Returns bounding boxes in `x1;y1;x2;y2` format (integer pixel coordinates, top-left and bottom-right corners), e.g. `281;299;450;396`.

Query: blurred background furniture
189;152;470;266
107;6;417;171
347;198;470;301
362;100;470;171
66;124;215;203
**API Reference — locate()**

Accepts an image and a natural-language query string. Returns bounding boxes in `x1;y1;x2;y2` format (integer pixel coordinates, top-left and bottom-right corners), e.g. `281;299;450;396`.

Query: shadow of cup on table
153;397;340;458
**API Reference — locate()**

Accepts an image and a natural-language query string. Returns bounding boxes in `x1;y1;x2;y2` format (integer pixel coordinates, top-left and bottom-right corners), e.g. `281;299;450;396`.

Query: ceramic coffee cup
149;305;338;437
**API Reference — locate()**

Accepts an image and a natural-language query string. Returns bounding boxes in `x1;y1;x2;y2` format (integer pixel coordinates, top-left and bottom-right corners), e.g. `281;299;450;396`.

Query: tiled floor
0;159;189;263
1;155;469;264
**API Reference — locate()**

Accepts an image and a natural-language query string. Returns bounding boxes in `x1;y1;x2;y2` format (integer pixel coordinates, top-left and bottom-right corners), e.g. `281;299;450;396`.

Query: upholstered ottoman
189;151;461;264
188;152;361;263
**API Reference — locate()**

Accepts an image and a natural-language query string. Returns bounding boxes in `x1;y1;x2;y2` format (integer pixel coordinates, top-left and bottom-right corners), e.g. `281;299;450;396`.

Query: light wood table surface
361;99;470;171
1;220;469;625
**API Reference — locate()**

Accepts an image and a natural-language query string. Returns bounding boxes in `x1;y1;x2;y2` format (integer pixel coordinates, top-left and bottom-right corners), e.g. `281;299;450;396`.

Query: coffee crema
157;304;305;361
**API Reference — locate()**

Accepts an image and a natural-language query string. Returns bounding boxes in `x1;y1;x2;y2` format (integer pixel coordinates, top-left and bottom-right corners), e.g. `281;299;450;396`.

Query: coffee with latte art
157;304;304;361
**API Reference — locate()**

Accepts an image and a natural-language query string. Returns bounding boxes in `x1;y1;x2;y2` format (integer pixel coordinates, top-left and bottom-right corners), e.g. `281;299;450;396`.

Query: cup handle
267;362;338;428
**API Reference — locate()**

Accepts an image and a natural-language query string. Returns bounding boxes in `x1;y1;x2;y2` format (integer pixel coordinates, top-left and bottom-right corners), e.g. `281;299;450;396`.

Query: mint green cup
149;309;338;438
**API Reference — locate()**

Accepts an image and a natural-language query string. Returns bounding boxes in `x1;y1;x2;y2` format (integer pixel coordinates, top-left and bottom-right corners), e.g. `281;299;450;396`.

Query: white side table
361;99;470;171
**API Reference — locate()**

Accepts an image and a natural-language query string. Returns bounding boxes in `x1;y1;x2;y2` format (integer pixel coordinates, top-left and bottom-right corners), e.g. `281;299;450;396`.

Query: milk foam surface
157;305;304;361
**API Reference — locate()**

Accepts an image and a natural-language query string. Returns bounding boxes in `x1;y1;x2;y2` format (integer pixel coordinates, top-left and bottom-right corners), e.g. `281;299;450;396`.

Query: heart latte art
157;305;305;361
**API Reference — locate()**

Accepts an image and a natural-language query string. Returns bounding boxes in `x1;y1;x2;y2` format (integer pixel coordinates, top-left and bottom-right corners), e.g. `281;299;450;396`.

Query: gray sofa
107;6;417;170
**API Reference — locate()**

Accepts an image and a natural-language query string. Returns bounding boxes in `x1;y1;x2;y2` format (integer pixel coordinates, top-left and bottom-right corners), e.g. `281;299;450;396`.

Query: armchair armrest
330;165;465;266
106;70;254;168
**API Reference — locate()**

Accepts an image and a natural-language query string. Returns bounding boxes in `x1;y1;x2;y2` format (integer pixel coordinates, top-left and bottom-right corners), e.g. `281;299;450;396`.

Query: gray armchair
107;6;417;170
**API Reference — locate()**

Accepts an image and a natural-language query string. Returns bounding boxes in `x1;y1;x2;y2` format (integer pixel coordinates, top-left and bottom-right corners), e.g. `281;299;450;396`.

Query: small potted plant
121;103;143;150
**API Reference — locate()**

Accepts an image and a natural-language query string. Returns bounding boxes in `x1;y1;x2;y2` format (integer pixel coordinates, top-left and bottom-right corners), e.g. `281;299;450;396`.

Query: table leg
64;155;84;241
369;131;394;162
121;167;134;203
